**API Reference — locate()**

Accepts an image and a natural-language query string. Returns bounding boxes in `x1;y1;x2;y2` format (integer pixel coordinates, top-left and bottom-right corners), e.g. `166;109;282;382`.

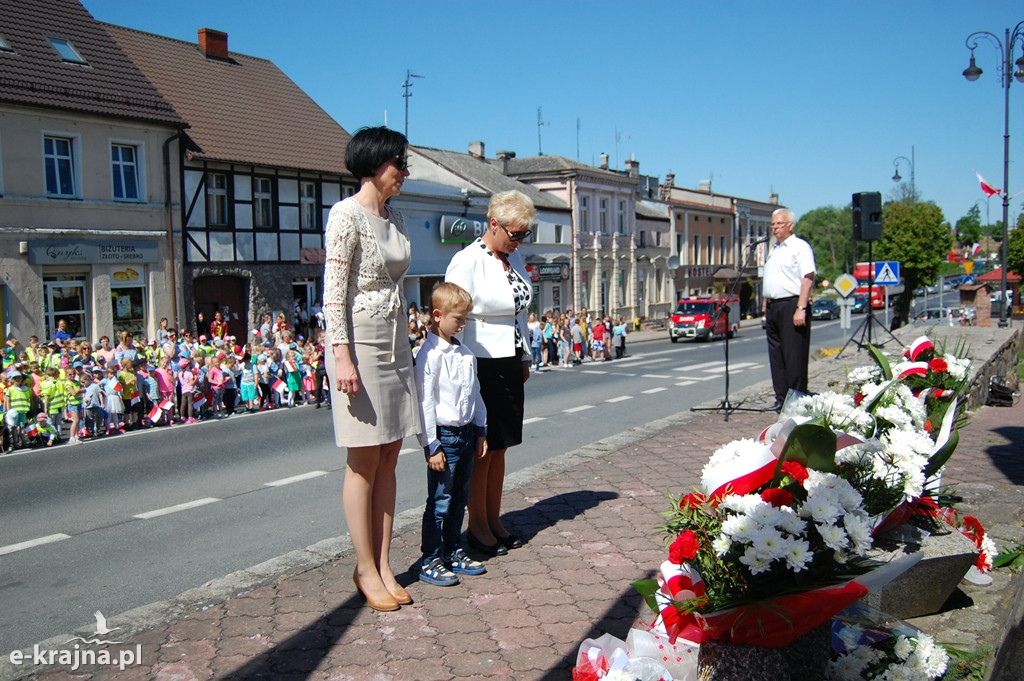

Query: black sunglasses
498;222;532;242
392;156;409;172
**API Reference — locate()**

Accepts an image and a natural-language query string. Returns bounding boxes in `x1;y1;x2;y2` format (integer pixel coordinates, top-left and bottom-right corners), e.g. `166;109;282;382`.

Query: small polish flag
24;423;39;438
160;398;175;411
127;388;140;406
284;361;298;373
113;382;123;393
193;394;207;410
148;404;163;423
972;243;981;256
272;378;287;394
977;172;1002;198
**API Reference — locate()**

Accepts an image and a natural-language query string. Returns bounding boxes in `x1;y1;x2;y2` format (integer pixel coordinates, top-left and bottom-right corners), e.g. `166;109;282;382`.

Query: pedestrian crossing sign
874;261;900;286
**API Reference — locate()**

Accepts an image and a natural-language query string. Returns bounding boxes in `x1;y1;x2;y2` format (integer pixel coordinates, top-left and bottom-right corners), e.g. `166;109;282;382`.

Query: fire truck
853;262;904;309
668;296;740;342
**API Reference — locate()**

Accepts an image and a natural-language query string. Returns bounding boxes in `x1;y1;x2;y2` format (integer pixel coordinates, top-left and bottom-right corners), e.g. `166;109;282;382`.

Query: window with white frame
693;234;701;265
48;37;87;64
254;177;273;228
111;143;140;201
720;235;727;263
617;200;626;234
207;173;228;226
44;135;76;197
43;275;88;341
300;180;317;230
579;196;589;233
554;224;563;244
599;198;608;235
707;235;714;263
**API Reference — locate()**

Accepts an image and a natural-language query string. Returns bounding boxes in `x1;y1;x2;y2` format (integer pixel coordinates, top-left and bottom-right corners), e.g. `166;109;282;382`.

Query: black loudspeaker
852;191;883;241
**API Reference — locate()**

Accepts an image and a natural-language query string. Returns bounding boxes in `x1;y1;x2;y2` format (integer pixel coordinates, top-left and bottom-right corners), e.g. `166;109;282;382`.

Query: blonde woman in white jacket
445;190;534;557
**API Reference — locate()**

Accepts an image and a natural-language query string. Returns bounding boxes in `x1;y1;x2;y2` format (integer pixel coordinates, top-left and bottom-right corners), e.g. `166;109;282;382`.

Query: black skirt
477;352;525;450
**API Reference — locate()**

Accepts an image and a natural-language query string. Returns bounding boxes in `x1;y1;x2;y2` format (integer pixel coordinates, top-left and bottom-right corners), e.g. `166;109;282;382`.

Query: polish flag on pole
192;394;207;410
160;398;175;412
272;378;287;394
148;404;163;423
977;172;1002;197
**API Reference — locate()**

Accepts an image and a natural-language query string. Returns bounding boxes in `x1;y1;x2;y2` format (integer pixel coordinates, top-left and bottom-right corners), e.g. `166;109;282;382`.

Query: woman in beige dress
323;127;421;611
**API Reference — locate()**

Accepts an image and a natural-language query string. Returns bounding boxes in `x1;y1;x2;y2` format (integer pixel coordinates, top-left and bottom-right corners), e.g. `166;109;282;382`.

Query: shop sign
28;239;159;265
537;263;569;281
440;215;487;244
685;266;715;279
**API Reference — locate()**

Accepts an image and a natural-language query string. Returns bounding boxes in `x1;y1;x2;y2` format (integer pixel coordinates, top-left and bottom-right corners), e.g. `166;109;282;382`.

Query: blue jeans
421;424;476;562
531;345;542;370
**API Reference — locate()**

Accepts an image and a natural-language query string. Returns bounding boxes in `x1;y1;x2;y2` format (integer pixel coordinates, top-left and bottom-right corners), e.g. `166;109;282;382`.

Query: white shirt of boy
414;330;487;456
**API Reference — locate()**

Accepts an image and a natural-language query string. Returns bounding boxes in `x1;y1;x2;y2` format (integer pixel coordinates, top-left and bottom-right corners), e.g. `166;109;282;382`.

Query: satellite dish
668;255;680;269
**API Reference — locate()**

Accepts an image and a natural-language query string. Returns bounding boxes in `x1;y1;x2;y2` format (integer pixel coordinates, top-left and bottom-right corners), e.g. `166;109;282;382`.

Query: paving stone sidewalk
5;326;1022;681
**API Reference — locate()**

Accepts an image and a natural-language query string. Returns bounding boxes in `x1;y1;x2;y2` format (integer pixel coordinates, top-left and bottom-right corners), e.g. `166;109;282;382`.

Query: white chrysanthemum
860;381;888;404
844;516;874;555
801;495;842;525
827;654;864;681
721;514;756;543
719;493;761;515
847;365;881;385
980;534;998;570
739;546;772;574
893;635;914;660
749;500;781;527
703;439;761;484
712;534;732;557
750;527;787;560
875;404;915;430
775;508;806;535
816;522;850;551
782;537;813;572
945;354;971;381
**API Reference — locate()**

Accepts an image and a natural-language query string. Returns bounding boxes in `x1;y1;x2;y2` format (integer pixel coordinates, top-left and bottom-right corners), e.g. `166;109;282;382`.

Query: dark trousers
420;424;476;562
765;298;811;402
314;365;330;405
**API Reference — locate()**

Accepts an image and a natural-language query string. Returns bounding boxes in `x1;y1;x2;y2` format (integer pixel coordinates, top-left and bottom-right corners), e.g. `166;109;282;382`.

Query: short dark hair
345;126;408;180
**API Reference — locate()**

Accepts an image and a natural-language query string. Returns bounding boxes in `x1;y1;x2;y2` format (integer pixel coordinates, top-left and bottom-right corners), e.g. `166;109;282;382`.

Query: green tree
796;205;856;284
873;200;952;325
955;204;983;247
1008;223;1024;278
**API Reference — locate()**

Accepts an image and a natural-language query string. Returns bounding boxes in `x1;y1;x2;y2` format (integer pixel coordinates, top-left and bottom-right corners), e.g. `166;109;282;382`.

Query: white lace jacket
322;198;408;345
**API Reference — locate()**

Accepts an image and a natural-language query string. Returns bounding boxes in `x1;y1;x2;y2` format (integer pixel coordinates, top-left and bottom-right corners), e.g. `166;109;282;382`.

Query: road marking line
609;372;637;377
675;381;697;387
642;387;668;394
674;374;719;381
563;405;594;413
0;533;71;556
581;370;608;375
134;498;221;520
641;374;671;379
523;416;547;425
265;471;328;487
673;361;723;371
723;362;758;370
605;395;633;403
616;358;671;368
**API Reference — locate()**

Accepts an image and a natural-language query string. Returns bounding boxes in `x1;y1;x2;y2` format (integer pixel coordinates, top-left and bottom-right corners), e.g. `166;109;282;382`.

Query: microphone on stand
748;236;771;248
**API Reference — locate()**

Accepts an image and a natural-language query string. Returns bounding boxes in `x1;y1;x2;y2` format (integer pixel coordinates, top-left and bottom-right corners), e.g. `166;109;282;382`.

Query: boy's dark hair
345;126;408;180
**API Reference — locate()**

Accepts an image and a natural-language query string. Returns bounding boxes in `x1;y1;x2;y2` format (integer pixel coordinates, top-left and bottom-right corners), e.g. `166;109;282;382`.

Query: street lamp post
963;22;1024;327
891;146;915;204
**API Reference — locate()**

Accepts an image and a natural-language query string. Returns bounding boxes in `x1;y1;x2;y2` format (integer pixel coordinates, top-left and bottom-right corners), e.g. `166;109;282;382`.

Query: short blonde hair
487;190;536;230
430;282;473;316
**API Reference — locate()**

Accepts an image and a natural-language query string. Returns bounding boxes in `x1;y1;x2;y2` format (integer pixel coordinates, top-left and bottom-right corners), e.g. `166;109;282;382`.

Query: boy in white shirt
415;283;489;586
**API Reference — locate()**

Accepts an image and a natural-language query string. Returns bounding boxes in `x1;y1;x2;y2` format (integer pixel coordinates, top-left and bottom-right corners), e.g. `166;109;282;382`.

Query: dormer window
48;37;87;64
0;34;13;52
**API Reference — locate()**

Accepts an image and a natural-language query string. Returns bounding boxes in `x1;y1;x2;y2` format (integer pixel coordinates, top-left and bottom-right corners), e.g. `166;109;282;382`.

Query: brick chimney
198;28;228;58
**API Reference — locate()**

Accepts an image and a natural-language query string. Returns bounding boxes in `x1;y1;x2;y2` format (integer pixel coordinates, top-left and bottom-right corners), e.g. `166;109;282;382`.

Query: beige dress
323;200;421;448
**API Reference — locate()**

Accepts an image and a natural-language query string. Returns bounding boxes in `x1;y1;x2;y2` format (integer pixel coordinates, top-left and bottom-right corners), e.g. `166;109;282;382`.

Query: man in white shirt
415;283;488;587
762;208;816;412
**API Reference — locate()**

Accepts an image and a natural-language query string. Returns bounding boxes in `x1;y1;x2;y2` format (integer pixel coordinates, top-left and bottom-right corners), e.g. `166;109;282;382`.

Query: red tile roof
102;23;351;175
977;268;1022;283
0;0;184;126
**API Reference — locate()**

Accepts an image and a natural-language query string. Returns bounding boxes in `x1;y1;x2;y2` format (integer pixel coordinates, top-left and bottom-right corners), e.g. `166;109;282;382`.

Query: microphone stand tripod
837;241;900;357
690;238;769;422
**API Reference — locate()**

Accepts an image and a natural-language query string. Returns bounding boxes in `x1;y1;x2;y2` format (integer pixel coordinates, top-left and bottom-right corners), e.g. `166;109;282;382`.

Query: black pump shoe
496;534;525;550
467;531;507;556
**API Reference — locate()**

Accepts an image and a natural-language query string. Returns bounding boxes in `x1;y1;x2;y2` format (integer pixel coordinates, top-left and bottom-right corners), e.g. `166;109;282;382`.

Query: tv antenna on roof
402;69;424;138
537;106;549;155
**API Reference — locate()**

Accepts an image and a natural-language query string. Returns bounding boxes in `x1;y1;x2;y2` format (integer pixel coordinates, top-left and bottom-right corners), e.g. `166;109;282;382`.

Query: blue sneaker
447;548;487;575
420;557;459;586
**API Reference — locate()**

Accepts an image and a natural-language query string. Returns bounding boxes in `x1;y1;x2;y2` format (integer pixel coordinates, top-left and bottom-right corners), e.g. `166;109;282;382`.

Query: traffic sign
962;275;974;285
874;261;900;286
834;273;858;298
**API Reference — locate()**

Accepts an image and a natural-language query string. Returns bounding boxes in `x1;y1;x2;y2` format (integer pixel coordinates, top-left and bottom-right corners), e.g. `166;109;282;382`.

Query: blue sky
83;1;1024;227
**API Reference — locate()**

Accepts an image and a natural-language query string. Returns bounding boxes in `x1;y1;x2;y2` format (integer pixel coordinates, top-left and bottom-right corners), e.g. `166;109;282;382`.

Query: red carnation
761;487;795;508
929;357;949;373
853;392;864;406
681;493;706;509
781;461;809;483
924;419;933;432
668;530;700;564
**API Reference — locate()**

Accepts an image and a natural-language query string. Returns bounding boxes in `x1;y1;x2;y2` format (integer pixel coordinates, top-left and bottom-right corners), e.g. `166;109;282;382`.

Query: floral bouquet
828;602;949;680
634;424;884;648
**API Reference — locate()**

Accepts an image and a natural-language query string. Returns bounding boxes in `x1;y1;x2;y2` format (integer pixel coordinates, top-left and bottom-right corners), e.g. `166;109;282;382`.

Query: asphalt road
0;318;857;654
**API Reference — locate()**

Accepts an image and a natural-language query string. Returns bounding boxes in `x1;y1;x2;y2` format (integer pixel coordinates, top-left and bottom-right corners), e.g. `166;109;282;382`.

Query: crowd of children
0;319;332;453
526;307;630;370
